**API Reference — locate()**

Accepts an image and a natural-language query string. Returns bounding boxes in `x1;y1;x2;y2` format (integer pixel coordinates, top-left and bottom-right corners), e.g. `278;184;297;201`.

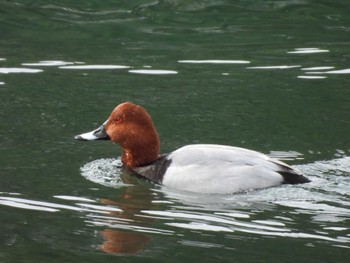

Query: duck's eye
113;117;122;124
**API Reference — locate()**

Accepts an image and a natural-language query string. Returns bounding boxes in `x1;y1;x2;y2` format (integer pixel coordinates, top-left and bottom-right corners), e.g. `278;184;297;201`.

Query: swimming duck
75;102;310;194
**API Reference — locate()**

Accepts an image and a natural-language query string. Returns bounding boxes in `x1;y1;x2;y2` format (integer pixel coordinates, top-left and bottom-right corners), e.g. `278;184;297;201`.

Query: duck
75;102;310;194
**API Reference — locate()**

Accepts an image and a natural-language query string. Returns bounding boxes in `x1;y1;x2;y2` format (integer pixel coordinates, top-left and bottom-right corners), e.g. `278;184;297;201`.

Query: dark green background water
1;1;350;262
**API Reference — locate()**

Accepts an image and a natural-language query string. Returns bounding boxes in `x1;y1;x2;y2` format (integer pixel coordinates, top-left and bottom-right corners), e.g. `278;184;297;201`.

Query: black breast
125;154;171;184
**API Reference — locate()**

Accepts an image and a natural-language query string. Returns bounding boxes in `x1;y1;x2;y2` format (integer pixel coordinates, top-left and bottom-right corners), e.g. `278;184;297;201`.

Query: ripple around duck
140;207;349;244
1;156;349;248
267;150;304;161
78;154;350;245
142;156;350;246
80;158;132;188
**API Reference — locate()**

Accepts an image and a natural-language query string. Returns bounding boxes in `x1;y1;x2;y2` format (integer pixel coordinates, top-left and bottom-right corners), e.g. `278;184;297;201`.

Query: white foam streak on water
301;66;335;71
76;203;122;212
297;76;327;79
0;68;43;74
275;201;350;215
304;68;350;75
85;214;133;223
59;65;130;69
287;48;330;54
178;60;250;64
142;209;349;243
252;220;286;227
214;212;250;219
22;60;75;66
268;150;304;160
85;214;175;235
288;50;329;54
0;196;79;212
0;192;21;195
0;199;59;212
179;240;224;249
325;68;350;74
247;65;301;69
324;227;348;231
0;196;120;214
128;69;178;74
235;228;347;243
141;210;291;232
53;195;96;202
166;222;234;232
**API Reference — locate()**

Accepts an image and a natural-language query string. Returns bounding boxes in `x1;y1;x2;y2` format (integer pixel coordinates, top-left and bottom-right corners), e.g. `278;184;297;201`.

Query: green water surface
1;1;350;262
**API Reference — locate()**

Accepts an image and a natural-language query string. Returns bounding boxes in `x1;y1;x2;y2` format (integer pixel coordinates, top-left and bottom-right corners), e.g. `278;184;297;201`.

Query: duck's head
75;102;160;167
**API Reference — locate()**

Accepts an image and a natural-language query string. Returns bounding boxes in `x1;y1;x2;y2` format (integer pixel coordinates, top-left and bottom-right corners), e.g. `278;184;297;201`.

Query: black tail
279;171;311;184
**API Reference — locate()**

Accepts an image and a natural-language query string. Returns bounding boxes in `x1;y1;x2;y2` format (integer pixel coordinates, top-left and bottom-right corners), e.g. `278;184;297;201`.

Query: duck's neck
121;135;160;168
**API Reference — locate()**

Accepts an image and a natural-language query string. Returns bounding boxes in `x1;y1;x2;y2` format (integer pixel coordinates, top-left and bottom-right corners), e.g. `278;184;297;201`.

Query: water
1;0;350;262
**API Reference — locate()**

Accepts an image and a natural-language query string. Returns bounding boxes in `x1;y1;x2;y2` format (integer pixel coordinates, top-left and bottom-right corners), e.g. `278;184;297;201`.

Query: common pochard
75;102;310;194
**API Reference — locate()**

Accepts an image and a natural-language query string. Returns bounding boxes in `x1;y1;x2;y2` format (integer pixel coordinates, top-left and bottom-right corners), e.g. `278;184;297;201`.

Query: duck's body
75;102;310;194
131;144;308;194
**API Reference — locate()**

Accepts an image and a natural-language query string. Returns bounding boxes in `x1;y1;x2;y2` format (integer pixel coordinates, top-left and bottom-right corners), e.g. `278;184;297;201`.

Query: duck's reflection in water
99;229;151;255
92;176;159;255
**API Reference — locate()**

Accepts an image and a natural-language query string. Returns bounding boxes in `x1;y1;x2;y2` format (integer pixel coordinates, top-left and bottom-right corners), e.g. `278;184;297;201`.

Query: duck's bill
74;123;110;141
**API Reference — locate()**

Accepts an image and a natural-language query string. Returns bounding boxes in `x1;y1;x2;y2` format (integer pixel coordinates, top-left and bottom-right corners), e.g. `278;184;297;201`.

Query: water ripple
39;4;141;24
80;158;131;188
22;60;75;67
178;60;250;64
247;65;301;69
0;68;43;74
297;76;327;79
268;150;304;161
0;196;100;213
0;155;349;252
60;65;130;70
287;48;330;54
140;208;349;244
128;69;178;75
